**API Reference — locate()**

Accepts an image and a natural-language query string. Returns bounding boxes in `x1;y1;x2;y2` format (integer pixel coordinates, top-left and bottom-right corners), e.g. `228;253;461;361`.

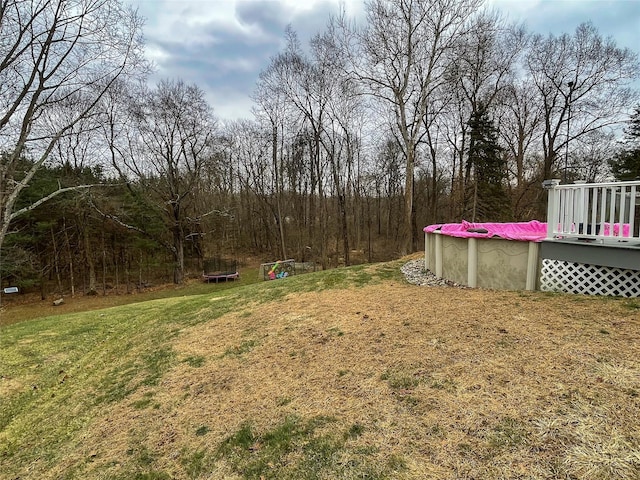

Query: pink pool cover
424;220;547;242
424;220;631;242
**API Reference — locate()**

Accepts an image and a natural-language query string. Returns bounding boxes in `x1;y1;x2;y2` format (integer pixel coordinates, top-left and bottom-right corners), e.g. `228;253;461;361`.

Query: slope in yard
1;261;639;479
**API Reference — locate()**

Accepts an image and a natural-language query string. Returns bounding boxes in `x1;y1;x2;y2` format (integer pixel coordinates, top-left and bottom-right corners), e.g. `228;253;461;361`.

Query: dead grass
2;261;639;479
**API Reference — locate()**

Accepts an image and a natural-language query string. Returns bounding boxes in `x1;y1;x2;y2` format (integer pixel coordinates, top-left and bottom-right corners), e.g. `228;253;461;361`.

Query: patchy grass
221;340;259;359
1;258;639;479
216;415;398;479
183;355;206;368
380;367;422;391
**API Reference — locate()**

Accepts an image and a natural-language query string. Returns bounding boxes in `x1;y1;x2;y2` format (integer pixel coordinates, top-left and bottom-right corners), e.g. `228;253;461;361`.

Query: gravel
400;259;465;288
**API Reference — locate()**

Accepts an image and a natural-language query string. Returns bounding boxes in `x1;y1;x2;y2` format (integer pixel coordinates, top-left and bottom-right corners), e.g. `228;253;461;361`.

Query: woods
1;0;639;295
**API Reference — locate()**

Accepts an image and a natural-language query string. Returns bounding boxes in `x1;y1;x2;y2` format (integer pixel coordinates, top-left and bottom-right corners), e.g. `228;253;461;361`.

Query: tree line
1;0;639;296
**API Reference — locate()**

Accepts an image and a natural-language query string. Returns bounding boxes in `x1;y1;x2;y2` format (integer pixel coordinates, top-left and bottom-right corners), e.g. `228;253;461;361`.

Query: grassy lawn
1;259;639;479
0;264;263;327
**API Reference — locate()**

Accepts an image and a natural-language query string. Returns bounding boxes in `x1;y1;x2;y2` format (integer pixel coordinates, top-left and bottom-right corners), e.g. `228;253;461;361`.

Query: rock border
400;259;465;288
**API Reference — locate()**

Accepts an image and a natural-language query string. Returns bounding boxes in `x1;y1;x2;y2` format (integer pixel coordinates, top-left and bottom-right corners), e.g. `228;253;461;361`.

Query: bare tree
453;14;525;176
498;78;543;189
0;0;145;253
338;0;483;254
570;130;616;183
110;79;218;284
496;78;546;219
251;38;297;261
526;22;639;181
226;119;274;252
311;29;362;266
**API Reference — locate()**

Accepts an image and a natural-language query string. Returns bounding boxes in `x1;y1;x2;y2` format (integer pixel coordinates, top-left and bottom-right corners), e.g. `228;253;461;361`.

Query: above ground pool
423;220;547;290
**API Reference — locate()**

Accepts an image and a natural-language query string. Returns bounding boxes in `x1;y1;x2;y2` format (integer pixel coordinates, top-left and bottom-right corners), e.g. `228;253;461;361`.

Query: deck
540;180;640;296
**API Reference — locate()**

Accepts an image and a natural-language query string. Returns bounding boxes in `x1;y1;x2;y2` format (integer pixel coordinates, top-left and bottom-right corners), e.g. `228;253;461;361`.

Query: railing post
543;179;561;239
619;185;627;237
574;181;587;233
630;185;636;237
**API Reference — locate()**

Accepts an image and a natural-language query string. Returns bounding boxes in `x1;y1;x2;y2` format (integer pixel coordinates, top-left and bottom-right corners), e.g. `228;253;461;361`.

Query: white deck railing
544;179;640;241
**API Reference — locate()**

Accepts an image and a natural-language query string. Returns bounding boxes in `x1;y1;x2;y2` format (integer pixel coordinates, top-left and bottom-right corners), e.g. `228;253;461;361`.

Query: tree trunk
63;218;75;297
84;224;97;295
273;124;287;259
173;223;184;284
101;231;106;295
114;248;119;295
50;225;63;294
400;147;415;255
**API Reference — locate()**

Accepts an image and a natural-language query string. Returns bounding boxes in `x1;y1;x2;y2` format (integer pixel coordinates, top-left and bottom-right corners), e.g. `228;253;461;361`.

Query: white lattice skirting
540;259;640;297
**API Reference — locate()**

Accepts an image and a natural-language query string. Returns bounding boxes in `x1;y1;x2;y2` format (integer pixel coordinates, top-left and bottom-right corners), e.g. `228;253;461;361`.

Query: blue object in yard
3;287;19;294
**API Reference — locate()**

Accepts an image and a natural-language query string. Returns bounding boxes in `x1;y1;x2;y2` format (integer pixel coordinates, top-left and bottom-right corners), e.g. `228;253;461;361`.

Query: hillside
1;260;639;479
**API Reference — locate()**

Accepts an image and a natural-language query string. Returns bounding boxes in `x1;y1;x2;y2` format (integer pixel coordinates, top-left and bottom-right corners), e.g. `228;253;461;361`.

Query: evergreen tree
609;106;640;181
466;106;512;221
3;161;108;295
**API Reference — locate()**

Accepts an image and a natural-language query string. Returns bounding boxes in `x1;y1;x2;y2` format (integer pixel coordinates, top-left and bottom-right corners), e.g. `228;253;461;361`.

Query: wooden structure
540;179;640;296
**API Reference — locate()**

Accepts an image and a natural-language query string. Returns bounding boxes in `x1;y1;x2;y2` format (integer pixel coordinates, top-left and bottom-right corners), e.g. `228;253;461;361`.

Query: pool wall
424;232;541;290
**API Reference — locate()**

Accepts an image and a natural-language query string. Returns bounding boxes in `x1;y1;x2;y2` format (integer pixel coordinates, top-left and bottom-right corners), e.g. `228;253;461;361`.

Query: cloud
132;0;638;120
133;0;355;119
490;0;640;50
235;1;289;32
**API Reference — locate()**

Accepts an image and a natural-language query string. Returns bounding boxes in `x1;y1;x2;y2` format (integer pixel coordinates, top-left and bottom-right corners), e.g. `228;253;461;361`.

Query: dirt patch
0;376;25;396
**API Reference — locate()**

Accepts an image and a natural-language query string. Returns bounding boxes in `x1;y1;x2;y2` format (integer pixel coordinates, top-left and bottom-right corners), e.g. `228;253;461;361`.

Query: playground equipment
202;257;239;283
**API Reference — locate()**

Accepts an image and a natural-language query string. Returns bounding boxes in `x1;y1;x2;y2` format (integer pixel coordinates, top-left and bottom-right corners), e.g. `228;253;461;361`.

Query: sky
127;0;640;121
